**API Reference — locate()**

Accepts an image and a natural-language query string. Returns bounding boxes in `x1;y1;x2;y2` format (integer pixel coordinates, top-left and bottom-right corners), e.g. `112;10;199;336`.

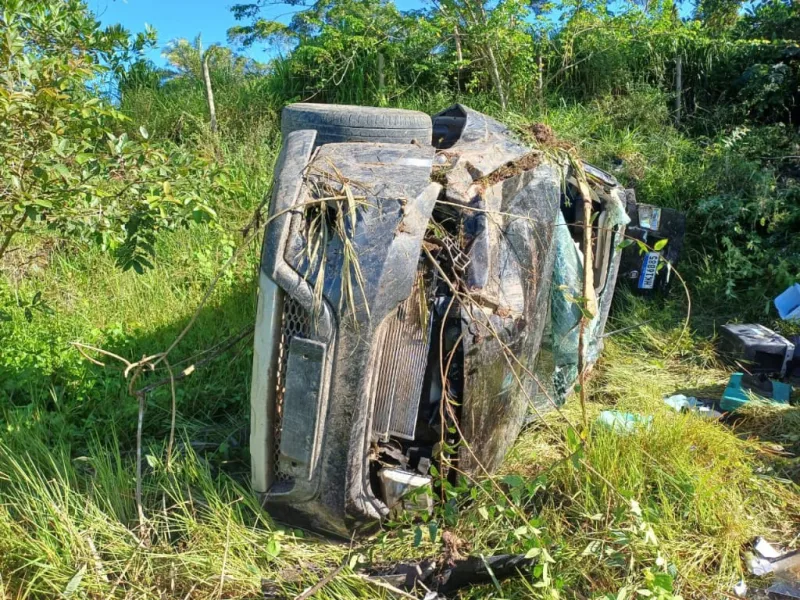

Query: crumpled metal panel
458;164;562;474
432;104;530;179
285;142;438;320
272;140;441;535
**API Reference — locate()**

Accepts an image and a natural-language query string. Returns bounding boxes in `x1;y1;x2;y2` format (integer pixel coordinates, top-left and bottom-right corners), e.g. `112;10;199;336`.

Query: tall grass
0;434;356;599
3;331;798;598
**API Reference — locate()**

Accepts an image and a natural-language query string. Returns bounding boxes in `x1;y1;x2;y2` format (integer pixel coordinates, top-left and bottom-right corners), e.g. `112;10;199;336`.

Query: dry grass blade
303;164;372;327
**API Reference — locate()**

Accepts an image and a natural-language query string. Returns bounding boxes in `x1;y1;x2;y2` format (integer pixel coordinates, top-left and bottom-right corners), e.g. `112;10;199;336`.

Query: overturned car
250;103;633;536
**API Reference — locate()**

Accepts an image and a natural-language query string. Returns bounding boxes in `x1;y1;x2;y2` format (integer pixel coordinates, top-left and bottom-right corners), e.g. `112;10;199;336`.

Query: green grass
507;339;800;596
3;89;800;598
2;327;798;599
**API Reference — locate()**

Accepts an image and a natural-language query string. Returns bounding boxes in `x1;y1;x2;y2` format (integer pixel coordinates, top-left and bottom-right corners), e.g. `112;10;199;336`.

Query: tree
163;35;260;80
0;0;236;272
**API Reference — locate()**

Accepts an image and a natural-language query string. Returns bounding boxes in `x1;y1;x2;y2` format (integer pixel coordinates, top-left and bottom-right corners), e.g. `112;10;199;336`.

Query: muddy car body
250;104;630;536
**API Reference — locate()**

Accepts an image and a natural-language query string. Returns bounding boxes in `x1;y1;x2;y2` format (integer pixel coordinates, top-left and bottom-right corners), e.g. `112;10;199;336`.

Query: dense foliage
0;0;240;273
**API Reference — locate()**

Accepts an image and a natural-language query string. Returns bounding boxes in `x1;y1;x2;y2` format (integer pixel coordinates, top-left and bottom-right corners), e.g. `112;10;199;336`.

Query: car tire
281;103;433;146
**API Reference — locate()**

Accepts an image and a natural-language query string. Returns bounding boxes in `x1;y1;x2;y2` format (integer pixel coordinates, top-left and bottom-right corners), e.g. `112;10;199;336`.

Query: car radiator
371;275;433;441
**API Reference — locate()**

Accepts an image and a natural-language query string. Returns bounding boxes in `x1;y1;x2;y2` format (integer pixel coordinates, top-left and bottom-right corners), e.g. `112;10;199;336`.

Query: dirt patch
442;530;468;566
0;238;58;284
526;122;576;152
477;151;542;188
529;122;555;145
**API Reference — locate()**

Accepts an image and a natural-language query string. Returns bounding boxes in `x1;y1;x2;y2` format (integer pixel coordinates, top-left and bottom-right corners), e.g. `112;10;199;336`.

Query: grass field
2;91;799;599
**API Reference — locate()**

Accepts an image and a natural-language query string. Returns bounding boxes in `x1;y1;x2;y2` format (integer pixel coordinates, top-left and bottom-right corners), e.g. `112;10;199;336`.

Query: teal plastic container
720;373;791;411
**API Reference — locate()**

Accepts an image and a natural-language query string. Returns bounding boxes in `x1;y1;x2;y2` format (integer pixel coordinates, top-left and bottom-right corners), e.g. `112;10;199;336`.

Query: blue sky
91;0;285;65
91;0;704;68
90;0;425;66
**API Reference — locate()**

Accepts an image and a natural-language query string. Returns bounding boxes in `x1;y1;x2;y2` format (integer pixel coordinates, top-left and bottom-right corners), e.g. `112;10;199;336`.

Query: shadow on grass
1;273;259;477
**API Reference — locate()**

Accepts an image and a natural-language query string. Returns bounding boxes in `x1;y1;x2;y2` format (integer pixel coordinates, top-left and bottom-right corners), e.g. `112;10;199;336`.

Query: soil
477;151;542;187
529;122;555;145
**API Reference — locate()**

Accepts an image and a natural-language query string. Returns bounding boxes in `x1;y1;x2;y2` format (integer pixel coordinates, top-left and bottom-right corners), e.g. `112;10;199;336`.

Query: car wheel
281;103;433;146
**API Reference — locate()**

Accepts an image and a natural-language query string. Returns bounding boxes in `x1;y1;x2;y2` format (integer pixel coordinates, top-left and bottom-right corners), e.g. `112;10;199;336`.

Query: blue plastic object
596;410;653;433
720;373;791;411
775;283;800;321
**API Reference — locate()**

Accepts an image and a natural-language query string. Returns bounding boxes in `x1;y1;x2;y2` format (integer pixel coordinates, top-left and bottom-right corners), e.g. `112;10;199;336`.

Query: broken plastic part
378;468;433;514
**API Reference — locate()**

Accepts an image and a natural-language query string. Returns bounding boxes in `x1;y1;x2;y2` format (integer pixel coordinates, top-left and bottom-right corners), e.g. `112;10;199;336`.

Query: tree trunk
0;211;29;262
674;53;682;124
485;45;507;111
202;52;218;134
377;52;385;95
537;53;544;98
454;26;463;91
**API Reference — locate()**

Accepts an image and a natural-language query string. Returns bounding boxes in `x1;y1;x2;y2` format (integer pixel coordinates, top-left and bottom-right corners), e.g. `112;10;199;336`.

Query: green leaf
53;163;71;180
652;573;673;593
617;238;634;250
266;537;281;557
428;521;438;543
413;526;423;547
33;198;54;208
63;564;86;597
653;238;669;251
502;474;524;489
524;547;541;559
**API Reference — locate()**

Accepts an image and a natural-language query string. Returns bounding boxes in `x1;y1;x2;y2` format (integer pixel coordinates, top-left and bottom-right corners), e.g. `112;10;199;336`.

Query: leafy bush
0;0;240;272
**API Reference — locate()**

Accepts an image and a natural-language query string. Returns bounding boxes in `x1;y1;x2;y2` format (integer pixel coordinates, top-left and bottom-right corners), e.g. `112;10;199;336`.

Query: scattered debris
747;537;800;584
718;323;795;378
378;468;433;514
721;373;791;411
734;579;748;597
436;554;534;595
663;393;698;412
663;394;723;419
770;551;800;580
775;283;800;321
364;553;535;596
767;581;800;599
596;410;652;433
755;537;784;559
366;560;437;592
